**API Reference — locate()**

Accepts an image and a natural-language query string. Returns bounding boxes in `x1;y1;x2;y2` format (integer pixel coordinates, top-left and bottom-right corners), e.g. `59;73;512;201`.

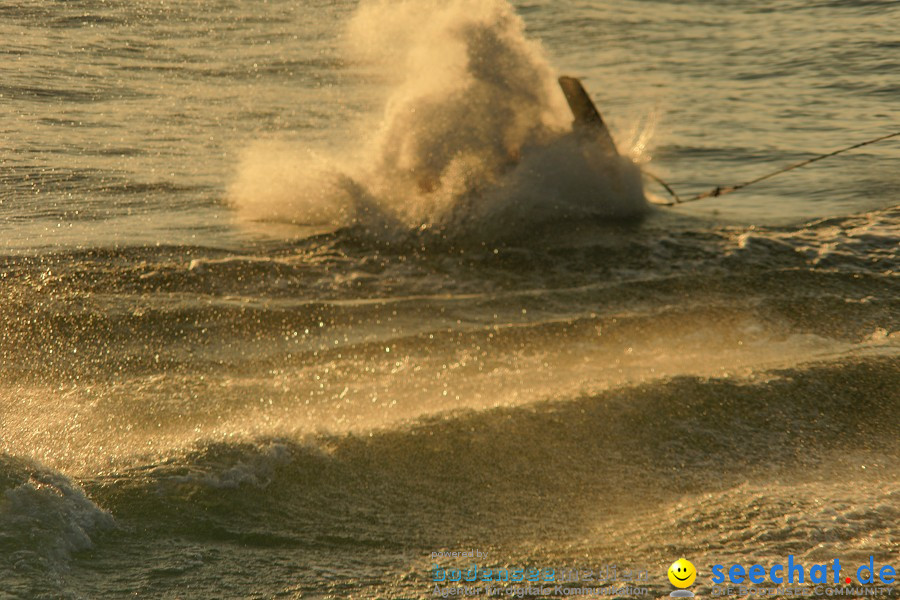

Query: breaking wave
0;456;115;575
81;355;899;565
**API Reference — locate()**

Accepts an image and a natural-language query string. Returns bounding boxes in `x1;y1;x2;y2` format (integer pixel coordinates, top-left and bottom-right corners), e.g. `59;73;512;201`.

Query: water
1;0;898;598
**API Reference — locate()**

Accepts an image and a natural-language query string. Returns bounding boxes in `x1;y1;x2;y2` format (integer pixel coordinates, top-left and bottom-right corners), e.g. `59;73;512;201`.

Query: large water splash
228;0;648;239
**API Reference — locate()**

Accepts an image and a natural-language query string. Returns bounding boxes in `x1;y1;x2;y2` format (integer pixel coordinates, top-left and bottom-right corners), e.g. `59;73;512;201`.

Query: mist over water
0;0;898;597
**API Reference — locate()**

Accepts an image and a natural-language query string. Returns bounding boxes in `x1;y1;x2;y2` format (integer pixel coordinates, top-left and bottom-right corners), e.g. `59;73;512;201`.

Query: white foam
166;442;294;490
1;460;115;570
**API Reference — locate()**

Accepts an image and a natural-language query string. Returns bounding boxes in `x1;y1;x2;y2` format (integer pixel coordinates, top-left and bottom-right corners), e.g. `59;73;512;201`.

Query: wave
3;355;896;596
0;206;896;387
4;204;898;287
82;354;897;550
0;456;115;590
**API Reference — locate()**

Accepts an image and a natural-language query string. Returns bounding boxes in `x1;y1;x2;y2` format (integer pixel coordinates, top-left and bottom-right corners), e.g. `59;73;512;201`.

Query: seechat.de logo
710;556;896;586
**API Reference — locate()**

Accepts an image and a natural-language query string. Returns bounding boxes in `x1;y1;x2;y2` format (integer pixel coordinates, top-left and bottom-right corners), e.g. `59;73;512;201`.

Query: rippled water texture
1;0;898;598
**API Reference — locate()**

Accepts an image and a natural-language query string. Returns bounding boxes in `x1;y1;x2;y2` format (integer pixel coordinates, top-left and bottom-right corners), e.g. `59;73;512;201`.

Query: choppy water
1;0;898;598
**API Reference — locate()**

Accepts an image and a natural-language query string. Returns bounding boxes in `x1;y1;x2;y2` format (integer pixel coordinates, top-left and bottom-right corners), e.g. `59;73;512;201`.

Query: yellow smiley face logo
667;558;697;588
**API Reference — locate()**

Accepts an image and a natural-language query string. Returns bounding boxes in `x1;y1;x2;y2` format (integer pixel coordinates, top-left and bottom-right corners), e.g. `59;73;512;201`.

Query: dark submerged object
558;75;619;157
